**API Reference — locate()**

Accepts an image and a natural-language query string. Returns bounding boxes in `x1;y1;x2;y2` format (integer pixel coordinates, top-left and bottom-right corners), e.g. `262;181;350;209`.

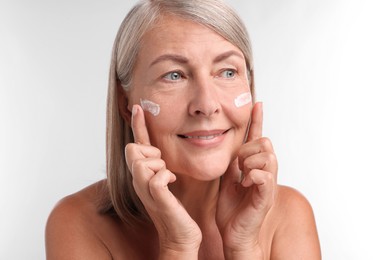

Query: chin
167;155;231;181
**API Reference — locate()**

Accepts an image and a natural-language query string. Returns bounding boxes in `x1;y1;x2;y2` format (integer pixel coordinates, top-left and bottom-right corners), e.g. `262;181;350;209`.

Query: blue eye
163;71;182;81
221;69;236;78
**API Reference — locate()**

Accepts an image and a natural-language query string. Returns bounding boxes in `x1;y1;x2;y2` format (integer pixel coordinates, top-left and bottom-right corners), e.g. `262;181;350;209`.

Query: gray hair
103;0;255;226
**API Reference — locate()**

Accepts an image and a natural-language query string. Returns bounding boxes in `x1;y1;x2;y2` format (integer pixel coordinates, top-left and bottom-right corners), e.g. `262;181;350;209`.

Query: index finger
246;102;263;142
131;104;151;145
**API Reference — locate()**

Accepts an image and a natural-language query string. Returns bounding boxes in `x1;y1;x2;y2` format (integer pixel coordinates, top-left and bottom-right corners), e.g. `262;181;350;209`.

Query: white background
1;0;389;259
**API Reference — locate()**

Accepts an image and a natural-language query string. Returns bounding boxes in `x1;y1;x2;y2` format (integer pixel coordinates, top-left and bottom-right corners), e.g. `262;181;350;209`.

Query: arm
271;186;321;259
45;196;112;260
217;103;321;259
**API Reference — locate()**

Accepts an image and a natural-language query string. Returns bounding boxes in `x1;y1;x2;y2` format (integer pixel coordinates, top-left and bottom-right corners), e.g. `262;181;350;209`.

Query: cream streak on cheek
234;92;252;108
140;98;160;116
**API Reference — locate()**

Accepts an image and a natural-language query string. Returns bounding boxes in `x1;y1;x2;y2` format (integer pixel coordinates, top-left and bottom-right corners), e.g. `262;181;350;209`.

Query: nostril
189;92;220;117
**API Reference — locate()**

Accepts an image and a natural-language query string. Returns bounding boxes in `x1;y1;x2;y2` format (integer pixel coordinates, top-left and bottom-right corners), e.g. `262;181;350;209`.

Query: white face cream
140;98;160;116
234;92;252;108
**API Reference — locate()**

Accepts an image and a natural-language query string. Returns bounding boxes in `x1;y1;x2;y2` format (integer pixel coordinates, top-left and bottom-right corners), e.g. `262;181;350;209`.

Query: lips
178;129;229;140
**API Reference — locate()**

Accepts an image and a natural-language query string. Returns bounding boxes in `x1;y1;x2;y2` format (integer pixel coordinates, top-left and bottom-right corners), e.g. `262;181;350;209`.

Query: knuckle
264;171;274;182
125;143;138;157
252;170;273;183
155;148;162;158
264;152;277;164
131;159;143;174
149;176;164;190
158;159;166;169
259;137;271;146
243;158;251;170
152;158;166;171
148;170;170;196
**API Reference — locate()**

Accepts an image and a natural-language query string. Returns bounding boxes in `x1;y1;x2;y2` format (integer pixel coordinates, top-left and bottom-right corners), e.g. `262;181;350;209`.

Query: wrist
159;236;201;260
157;223;202;260
159;246;199;260
223;244;264;260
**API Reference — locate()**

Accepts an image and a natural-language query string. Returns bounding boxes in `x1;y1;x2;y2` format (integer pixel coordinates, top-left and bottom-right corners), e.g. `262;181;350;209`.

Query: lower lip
179;132;228;147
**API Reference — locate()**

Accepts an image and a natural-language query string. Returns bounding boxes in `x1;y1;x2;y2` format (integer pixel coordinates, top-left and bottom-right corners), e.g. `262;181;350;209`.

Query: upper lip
178;129;229;139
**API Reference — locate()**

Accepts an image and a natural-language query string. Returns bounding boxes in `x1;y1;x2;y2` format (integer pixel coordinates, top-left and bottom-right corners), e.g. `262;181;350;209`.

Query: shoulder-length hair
101;0;255;226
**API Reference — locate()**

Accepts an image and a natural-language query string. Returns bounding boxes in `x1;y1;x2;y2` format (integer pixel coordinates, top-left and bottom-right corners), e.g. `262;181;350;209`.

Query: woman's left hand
216;102;278;259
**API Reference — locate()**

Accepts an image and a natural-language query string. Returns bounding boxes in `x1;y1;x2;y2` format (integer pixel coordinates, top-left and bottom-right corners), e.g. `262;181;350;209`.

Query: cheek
143;100;184;145
221;91;252;127
229;104;252;129
141;90;252;145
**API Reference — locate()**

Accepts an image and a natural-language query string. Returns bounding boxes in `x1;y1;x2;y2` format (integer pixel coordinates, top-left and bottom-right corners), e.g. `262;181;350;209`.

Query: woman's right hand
125;105;202;259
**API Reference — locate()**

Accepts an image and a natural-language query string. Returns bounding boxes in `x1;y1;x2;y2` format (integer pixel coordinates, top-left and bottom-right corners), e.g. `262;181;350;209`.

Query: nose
188;77;220;117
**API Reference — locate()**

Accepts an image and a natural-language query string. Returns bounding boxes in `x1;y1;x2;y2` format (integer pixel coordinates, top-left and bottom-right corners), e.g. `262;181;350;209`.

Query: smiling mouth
178;129;229;139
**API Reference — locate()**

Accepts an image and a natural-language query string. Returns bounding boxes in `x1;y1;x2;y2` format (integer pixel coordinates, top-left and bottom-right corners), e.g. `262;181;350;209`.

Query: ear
117;81;132;126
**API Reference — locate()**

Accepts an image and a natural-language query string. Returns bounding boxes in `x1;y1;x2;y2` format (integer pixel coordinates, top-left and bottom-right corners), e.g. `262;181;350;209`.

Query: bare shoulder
45;180;155;259
276;185;314;215
45;180;117;259
270;185;322;259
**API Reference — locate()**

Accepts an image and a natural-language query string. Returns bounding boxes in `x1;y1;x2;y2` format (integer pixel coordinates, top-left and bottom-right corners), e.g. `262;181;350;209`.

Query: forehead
138;15;241;58
145;15;219;39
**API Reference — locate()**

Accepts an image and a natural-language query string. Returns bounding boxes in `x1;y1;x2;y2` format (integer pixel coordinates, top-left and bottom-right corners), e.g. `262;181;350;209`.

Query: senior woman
45;0;321;259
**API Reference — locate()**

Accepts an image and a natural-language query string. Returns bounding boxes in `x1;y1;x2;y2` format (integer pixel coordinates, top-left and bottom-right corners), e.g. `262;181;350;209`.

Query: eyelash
162;71;184;81
161;68;238;82
219;68;237;79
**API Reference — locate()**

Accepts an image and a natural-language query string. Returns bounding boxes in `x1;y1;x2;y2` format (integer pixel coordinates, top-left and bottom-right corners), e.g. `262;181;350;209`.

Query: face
127;15;252;180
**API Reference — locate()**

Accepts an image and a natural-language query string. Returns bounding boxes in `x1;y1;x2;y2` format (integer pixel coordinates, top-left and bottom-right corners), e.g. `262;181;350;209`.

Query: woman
46;0;321;259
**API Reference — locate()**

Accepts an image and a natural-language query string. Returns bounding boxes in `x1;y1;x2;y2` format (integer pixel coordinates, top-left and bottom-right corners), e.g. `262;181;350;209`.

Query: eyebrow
150;54;189;67
149;50;245;68
213;50;245;63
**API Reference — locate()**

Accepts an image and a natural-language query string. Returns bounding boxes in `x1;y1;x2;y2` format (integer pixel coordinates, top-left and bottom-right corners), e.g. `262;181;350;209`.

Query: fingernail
132;105;137;116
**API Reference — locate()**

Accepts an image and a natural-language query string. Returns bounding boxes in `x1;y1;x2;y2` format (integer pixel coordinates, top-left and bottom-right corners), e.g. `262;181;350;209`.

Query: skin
45;15;321;259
